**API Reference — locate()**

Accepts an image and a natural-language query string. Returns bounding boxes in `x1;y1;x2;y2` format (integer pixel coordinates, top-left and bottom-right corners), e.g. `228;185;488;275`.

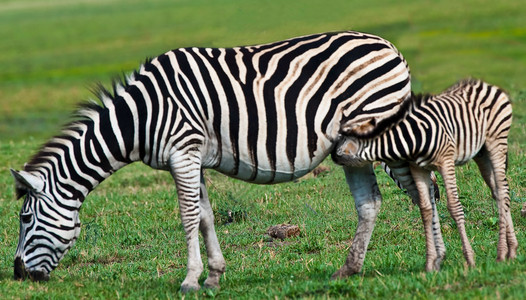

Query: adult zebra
333;79;517;270
11;31;413;292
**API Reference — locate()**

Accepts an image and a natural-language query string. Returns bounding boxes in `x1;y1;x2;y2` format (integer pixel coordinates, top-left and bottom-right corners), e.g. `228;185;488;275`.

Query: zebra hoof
203;278;221;290
425;263;438;273
330;265;359;280
180;282;200;294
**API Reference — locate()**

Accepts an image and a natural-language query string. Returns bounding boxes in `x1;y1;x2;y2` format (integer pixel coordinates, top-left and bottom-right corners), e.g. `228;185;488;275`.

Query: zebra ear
10;169;44;198
340;118;377;138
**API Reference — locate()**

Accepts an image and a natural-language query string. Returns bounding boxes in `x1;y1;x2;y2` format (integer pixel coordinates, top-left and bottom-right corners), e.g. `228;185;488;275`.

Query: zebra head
332;137;368;167
11;169;81;282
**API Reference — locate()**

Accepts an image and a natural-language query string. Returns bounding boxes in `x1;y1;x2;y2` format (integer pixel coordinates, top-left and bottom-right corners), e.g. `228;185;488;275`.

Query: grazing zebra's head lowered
11;31;413;291
11;169;82;281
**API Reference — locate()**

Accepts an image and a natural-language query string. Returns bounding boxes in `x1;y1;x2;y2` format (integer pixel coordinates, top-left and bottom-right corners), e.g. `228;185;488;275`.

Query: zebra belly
239;160;312;183
212;148;331;184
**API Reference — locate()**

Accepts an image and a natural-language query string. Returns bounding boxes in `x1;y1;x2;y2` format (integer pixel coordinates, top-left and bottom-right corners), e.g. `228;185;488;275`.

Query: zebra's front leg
199;172;226;289
385;162;446;270
410;165;441;272
332;164;382;279
170;152;204;293
429;187;446;270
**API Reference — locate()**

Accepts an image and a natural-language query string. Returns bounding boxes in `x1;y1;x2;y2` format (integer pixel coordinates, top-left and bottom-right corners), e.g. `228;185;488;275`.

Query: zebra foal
11;31;413;291
333;79;517;270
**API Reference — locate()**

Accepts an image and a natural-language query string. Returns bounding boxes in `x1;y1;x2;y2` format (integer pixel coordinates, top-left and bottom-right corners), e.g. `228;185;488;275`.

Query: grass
1;0;526;298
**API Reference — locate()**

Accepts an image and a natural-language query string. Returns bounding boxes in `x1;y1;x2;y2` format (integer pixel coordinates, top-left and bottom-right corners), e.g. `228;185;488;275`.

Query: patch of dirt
312;165;330;177
266;224;300;240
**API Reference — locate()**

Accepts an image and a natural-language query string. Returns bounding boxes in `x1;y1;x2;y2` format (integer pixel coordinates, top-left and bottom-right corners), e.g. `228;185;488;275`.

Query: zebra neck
359;139;379;161
360;95;426;162
25;106;137;202
360;135;393;162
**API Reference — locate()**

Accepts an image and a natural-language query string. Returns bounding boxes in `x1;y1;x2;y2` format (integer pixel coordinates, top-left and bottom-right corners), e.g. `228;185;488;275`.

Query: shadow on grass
0;269;13;281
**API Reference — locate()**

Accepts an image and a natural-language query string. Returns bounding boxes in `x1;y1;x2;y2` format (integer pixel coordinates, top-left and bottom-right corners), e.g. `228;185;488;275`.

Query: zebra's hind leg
474;146;518;261
410;165;441;271
199;172;226;290
438;160;476;267
384;162;446;269
332;164;382;279
170;152;204;293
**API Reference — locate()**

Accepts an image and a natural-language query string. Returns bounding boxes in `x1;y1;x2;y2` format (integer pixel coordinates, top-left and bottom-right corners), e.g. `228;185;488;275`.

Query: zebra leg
199;172;226;289
409;165;441;271
385;162;446;270
474;147;518;261
429;186;445;270
381;162;441;202
332;164;382;279
438;161;476;267
170;151;204;293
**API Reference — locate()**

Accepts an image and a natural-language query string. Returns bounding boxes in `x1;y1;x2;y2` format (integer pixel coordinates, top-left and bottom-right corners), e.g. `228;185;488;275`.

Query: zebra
11;31;415;292
333;79;517;271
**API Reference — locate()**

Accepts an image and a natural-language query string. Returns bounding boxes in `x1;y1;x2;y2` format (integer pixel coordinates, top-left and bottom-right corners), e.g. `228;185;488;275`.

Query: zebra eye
21;214;32;224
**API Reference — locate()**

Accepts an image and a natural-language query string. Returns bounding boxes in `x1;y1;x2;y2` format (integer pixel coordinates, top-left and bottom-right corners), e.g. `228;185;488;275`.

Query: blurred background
1;0;525;144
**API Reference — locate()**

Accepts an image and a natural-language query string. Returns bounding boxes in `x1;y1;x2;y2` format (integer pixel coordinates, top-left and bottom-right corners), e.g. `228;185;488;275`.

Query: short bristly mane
345;92;431;139
444;78;487;94
23;67;143;173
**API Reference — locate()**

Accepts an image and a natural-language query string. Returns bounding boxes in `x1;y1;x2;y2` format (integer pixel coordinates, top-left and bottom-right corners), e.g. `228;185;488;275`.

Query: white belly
213;139;334;184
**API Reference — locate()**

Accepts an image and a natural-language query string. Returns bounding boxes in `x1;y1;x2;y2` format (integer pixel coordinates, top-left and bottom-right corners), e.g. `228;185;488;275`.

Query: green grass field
1;0;525;298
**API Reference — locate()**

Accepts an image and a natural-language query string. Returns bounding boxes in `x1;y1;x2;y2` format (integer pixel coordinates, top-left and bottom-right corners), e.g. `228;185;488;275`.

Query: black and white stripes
334;79;516;270
11;31;413;290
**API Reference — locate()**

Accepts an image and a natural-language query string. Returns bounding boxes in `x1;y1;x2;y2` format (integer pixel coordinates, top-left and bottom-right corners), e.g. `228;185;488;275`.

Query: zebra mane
345;92;415;139
22;66;144;174
410;92;433;105
354;92;434;139
444;78;487;94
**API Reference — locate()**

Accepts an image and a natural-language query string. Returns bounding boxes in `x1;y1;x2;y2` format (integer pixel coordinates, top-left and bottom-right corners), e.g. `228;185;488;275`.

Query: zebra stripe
12;31;412;289
334;78;517;269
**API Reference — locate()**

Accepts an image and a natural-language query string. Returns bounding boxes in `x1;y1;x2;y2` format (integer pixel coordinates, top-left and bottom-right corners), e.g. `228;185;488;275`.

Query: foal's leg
199;172;226;289
474;146;518;260
385;162;446;269
332;164;382;279
170;151;204;293
438;160;475;267
410;165;441;271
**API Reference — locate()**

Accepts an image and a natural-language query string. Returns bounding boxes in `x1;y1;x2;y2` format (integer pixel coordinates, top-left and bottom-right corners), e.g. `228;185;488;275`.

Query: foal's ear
340;118;377;137
10;169;44;198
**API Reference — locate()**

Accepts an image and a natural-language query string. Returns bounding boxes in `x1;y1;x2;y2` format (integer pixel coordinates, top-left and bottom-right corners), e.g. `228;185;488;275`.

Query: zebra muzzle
14;257;27;280
14;257;50;282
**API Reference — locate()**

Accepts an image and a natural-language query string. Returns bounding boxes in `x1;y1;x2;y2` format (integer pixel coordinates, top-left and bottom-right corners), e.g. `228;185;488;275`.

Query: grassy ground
1;0;525;298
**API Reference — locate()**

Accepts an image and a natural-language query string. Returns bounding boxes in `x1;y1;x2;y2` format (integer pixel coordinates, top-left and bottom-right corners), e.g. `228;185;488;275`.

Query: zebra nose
14;256;28;280
29;270;50;282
